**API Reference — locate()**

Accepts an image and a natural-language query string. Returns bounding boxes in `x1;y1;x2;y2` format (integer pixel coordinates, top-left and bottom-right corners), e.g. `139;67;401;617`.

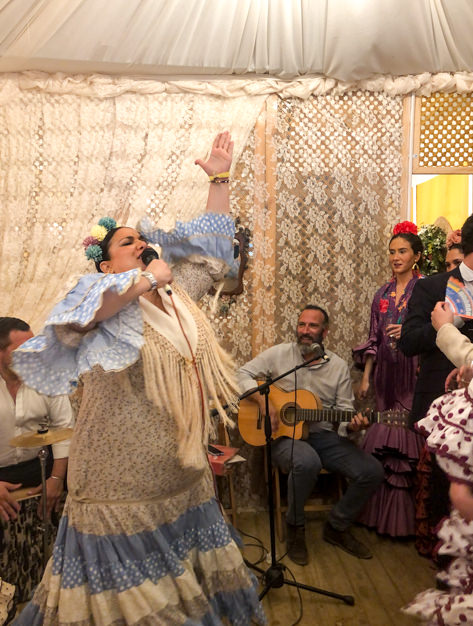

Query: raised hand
195;131;234;177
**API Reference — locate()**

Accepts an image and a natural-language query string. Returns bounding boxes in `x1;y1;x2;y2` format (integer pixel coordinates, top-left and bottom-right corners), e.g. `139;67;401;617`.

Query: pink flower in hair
446;229;462;249
82;236;100;249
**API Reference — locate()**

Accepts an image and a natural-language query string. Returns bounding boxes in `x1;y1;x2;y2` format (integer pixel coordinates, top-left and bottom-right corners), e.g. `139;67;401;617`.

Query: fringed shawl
140;284;238;468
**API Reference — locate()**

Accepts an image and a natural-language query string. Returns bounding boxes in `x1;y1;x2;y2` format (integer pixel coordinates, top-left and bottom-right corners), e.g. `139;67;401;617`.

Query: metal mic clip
309;342;325;358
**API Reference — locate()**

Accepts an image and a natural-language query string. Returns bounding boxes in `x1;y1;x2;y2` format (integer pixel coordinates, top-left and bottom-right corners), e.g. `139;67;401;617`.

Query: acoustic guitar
238;384;409;446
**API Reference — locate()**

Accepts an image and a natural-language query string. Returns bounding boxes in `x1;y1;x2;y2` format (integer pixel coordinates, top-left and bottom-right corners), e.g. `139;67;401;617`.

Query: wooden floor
15;511;435;625
238;511;435;626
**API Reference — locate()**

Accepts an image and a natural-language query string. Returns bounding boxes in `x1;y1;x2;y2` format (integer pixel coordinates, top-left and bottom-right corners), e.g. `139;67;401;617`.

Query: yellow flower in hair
91;224;108;242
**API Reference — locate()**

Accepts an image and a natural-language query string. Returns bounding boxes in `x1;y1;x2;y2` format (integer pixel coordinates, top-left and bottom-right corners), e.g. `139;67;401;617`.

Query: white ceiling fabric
0;0;472;82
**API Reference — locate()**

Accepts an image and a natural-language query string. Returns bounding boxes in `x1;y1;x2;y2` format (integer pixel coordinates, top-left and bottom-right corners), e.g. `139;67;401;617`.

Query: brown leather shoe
323;522;372;559
286;523;308;565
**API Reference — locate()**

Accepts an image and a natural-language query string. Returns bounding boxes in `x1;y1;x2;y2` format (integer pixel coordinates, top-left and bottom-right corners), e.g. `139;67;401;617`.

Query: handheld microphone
141;247;173;296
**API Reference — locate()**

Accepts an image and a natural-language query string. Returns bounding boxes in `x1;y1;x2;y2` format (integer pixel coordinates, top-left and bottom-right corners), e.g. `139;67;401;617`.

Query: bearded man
237;305;383;565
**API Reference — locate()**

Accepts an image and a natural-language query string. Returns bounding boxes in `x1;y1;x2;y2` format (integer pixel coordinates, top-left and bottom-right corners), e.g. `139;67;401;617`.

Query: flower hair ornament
446;229;462;249
82;217;118;262
392;221;418;236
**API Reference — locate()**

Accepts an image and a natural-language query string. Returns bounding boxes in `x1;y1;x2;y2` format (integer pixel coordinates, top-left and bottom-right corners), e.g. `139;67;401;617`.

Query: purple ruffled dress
353;275;423;536
353;275;420;413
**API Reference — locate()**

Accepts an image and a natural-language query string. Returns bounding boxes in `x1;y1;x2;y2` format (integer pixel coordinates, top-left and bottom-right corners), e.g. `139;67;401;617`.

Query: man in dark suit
399;214;473;427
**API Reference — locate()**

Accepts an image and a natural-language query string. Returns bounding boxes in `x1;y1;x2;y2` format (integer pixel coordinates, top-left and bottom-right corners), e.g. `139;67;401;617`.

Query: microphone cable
141;246;224;506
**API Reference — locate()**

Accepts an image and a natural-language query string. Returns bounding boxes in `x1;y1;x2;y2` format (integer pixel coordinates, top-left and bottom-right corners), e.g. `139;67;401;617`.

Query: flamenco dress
12;213;265;626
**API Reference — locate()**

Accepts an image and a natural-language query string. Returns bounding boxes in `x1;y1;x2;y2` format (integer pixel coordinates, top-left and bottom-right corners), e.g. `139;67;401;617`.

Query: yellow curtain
414;175;469;229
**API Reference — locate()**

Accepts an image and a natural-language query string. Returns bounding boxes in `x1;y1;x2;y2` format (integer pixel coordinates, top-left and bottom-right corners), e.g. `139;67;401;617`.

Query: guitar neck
291;407;409;425
296;407;356;423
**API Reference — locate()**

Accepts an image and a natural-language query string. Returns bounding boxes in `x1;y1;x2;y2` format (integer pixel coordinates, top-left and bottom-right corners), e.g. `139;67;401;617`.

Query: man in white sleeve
0;317;74;522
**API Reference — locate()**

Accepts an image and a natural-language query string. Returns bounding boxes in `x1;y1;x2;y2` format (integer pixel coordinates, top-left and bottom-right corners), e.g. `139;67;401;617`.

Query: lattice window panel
413;93;473;173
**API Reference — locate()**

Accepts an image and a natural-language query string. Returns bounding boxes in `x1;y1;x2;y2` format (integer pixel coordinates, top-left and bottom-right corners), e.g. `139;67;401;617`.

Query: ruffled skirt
14;494;265;626
403;509;473;625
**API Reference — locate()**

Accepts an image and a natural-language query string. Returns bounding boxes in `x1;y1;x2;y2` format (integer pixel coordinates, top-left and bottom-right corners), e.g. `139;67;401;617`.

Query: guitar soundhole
281;404;298;427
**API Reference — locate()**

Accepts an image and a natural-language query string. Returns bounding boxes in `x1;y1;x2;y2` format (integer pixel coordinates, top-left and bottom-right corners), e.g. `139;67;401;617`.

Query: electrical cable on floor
237;527;268;567
236;486;304;625
283;564;304;626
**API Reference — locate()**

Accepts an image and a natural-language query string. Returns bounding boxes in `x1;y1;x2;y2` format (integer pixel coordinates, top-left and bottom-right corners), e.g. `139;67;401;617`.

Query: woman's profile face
445;247;464;272
99;227;148;274
388;236;420;276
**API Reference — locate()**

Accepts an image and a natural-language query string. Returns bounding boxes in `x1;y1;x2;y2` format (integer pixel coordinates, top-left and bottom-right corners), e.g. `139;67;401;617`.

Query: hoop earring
412;262;419;275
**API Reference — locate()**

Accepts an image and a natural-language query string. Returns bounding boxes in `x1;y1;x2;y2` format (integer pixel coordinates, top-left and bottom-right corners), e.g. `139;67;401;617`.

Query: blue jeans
271;431;384;530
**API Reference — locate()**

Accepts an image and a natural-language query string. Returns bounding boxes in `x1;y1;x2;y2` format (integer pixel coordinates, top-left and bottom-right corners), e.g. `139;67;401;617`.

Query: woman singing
12;132;265;625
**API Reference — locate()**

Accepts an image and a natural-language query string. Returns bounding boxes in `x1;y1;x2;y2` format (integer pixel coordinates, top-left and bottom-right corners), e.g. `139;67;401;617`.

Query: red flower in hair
393;221;418;236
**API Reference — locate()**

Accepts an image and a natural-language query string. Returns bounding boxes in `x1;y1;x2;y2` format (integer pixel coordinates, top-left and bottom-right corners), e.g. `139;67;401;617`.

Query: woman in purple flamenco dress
353;222;425;537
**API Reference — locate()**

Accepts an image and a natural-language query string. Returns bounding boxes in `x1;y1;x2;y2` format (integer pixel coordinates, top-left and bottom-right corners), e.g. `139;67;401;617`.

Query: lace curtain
0;75;266;328
1;74;404;508
202;92;404;505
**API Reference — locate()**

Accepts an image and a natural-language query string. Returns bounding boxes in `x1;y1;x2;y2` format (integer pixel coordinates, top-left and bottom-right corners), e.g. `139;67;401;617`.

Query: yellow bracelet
208;171;230;182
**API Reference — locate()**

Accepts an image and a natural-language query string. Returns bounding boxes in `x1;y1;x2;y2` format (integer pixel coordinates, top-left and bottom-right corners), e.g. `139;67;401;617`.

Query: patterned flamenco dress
404;384;473;624
12;213;265;626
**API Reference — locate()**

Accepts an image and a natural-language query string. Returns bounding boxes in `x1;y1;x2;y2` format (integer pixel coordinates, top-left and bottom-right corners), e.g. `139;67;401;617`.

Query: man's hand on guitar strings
347;412;370;433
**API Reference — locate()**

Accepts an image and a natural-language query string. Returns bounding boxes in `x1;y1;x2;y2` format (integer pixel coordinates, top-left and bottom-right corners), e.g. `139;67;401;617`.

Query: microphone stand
37;446;49;570
240;358;354;605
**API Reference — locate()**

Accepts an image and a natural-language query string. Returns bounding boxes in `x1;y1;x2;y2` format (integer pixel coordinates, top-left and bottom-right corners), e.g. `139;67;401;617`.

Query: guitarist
237;305;384;566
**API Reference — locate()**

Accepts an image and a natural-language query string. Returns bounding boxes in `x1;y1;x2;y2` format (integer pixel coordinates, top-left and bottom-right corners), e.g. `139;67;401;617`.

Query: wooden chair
271;462;344;542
